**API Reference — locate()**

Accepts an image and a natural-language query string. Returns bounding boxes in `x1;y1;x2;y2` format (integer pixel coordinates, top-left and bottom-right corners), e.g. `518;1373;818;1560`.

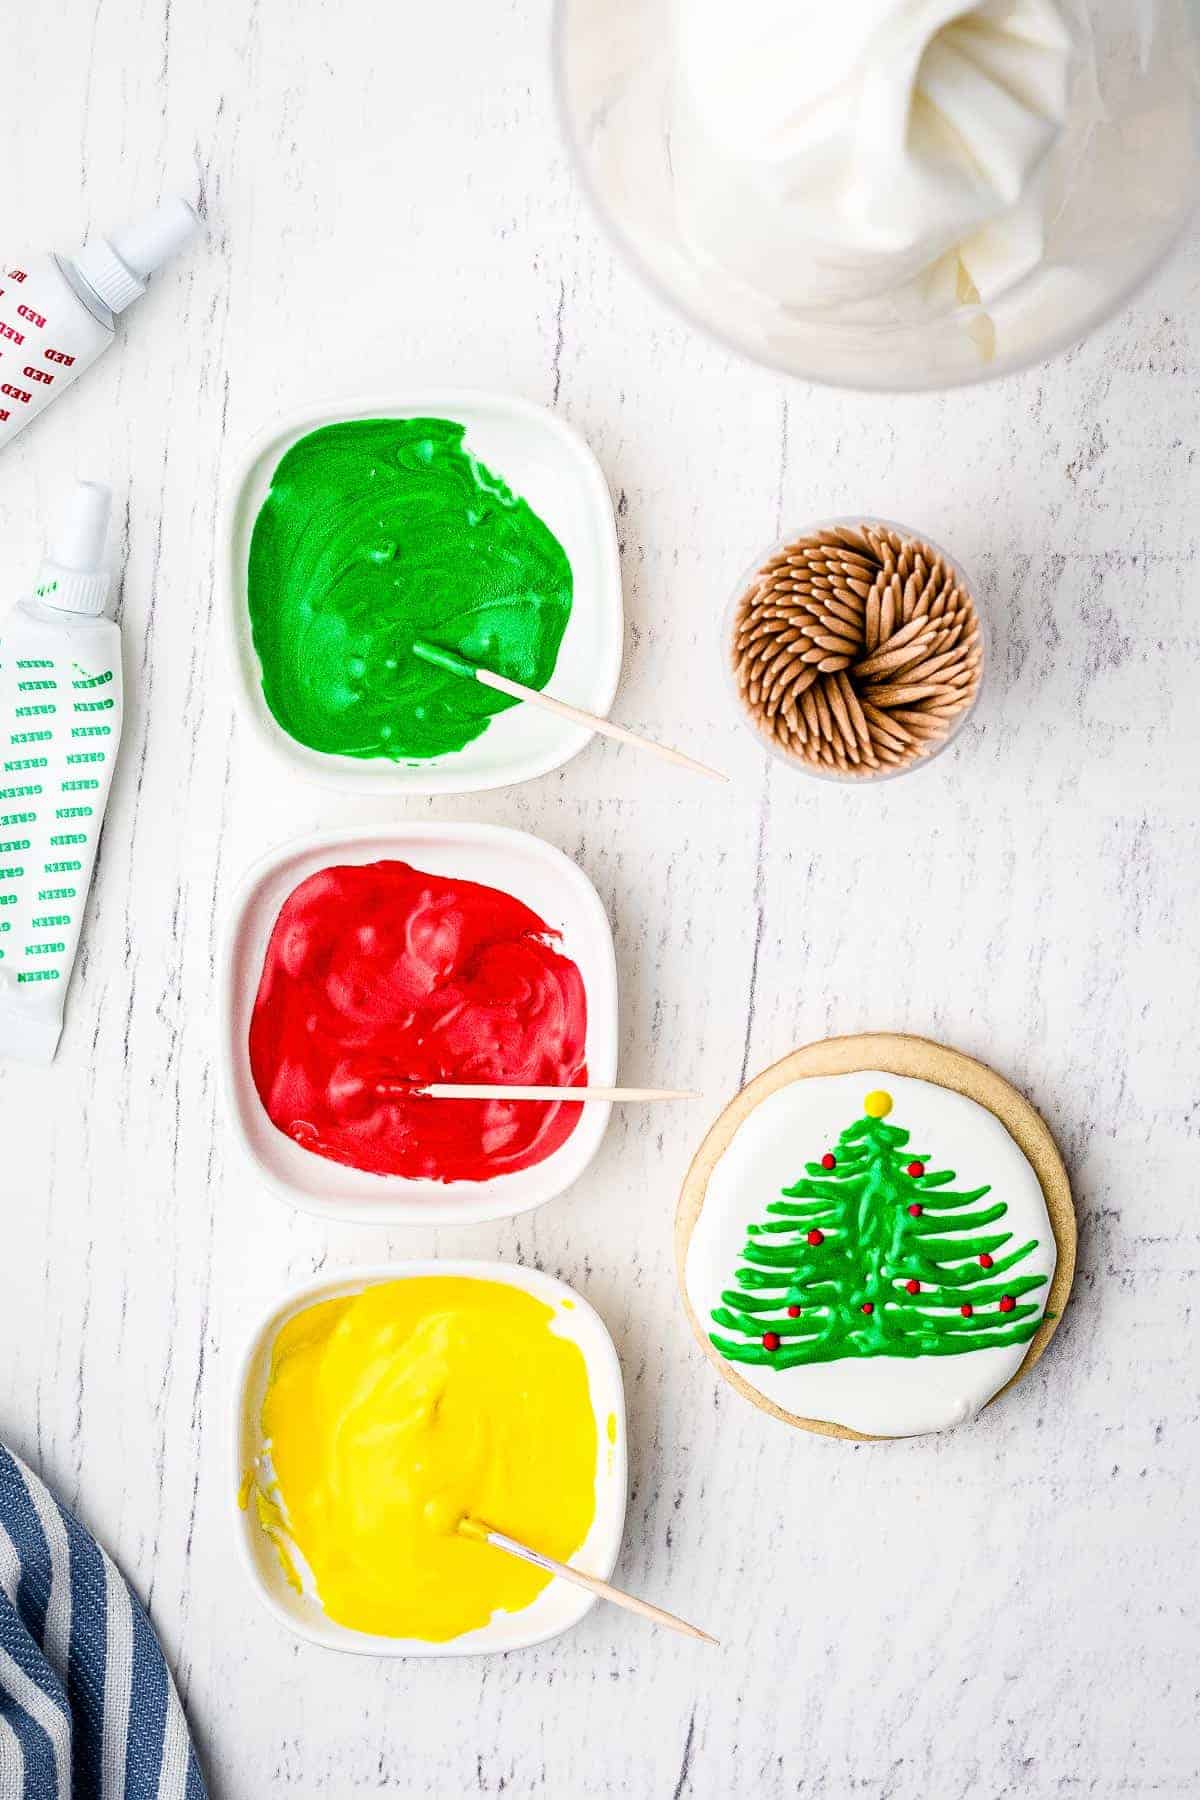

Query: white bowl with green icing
222;391;623;794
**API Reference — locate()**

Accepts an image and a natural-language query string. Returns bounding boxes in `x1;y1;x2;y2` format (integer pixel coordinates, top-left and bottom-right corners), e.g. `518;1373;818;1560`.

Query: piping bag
0;480;122;1060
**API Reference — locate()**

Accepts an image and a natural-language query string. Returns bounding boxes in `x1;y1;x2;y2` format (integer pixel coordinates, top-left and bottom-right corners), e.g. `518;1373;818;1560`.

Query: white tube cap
35;480;113;616
71;196;201;316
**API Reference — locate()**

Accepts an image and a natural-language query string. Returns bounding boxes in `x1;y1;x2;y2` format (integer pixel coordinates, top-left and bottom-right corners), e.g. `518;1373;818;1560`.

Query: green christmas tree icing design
710;1089;1048;1371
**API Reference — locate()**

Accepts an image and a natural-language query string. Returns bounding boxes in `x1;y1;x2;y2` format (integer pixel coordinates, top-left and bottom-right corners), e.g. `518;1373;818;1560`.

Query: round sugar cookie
676;1034;1075;1440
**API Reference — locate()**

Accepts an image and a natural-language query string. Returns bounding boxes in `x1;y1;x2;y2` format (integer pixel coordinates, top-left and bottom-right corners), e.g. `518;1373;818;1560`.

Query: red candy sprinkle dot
807;1229;824;1246
787;1305;801;1318
861;1302;875;1315
960;1303;974;1318
979;1253;994;1269
820;1153;836;1170
905;1279;920;1295
763;1331;781;1352
907;1203;923;1217
906;1160;925;1178
999;1295;1016;1313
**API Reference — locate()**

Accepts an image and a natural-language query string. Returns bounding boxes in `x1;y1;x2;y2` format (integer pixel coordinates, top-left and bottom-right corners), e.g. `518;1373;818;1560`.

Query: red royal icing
807;1229;824;1246
905;1160;925;1177
763;1331;781;1352
820;1153;836;1170
787;1304;801;1318
999;1295;1016;1313
248;860;587;1183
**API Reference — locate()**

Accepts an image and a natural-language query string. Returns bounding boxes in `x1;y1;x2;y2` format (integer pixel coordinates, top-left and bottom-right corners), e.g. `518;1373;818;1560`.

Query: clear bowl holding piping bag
555;0;1200;391
720;519;988;782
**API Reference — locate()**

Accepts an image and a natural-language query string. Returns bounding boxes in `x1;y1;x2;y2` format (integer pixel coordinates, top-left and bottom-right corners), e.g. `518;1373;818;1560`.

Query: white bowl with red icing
221;822;618;1224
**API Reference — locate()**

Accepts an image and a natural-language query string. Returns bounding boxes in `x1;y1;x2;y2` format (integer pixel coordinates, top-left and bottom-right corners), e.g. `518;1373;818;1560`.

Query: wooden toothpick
459;1518;718;1646
374;1082;698;1104
411;639;728;783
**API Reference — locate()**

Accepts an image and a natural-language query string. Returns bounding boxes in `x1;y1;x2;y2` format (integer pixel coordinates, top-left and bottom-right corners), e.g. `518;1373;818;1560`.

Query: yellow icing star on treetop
863;1089;893;1118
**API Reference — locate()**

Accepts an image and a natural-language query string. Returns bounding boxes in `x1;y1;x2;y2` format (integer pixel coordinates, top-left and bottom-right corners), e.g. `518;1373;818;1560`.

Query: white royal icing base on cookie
685;1071;1056;1437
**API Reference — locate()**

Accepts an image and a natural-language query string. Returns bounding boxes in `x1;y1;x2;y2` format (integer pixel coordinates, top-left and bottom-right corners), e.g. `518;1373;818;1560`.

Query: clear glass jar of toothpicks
723;519;985;781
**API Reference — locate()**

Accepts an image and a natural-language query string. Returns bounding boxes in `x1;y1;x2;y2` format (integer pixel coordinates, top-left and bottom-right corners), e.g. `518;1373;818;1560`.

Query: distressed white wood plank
1;0;1198;1796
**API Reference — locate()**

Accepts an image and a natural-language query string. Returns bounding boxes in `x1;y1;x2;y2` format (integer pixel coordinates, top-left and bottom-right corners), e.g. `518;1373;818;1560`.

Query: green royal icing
246;418;573;761
710;1103;1048;1370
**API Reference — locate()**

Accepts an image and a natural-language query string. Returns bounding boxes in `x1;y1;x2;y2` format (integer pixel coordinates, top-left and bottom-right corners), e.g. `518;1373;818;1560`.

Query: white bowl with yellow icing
233;1262;627;1655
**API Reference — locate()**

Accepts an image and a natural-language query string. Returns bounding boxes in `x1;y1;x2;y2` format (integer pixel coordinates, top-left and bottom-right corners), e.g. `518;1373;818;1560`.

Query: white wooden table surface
4;4;1199;1796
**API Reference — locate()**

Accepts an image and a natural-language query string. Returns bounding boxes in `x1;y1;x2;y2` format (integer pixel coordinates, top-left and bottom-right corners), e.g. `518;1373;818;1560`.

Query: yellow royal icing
248;1277;598;1642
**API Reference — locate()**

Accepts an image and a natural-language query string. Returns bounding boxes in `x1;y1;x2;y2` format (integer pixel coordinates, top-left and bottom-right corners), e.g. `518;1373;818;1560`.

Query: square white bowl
233;1261;629;1657
221;821;618;1225
222;390;623;794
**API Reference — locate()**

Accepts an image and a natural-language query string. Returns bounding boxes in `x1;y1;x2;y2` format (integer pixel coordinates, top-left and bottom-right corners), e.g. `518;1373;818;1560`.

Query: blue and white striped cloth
0;1445;206;1800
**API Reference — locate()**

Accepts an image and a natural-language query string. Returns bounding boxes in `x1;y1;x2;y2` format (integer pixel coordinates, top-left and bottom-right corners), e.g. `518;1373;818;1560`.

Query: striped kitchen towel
0;1444;206;1800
